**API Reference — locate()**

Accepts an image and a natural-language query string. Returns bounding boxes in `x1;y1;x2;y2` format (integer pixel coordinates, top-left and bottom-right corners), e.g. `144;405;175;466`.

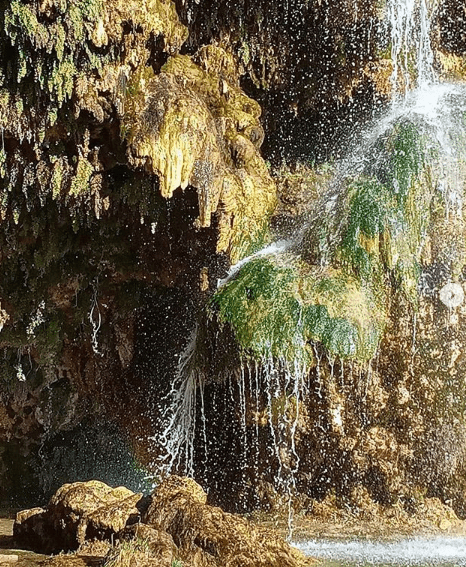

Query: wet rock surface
13;477;313;567
1;0;466;535
0;0;274;504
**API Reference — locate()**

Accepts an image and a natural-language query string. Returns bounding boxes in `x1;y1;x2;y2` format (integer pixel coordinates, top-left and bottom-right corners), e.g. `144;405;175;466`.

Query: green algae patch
371;120;427;203
306;120;435;304
212;256;386;363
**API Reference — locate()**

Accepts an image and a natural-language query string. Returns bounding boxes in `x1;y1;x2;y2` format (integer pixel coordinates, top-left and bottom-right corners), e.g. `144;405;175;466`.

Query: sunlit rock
14;477;312;567
14;481;141;554
142;475;312;567
123;50;276;262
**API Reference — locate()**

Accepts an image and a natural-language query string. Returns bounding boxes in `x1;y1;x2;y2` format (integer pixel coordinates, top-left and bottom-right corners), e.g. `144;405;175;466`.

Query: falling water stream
296;0;466;562
156;0;466;562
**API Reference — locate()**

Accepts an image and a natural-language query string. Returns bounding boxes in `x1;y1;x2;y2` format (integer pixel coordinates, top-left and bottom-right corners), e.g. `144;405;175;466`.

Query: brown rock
13;507;53;554
77;539;112;560
143;476;311;567
0;556;18;563
14;481;142;554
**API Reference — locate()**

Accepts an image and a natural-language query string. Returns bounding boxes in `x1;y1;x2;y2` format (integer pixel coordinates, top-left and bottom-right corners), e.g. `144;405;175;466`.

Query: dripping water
155;0;466;550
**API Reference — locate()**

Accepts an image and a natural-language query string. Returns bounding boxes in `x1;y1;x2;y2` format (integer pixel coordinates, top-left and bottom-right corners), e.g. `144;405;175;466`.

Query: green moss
339;177;390;280
54;23;66;61
51;158;65;199
212;257;385;363
48;56;76;106
373;121;426;203
306;119;435;304
211;119;434;370
230;217;272;263
4;1;49;49
69;157;93;197
34;311;64;364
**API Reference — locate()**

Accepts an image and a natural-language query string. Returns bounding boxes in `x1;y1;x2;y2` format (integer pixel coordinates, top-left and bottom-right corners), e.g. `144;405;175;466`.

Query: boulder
14;481;142;554
14;476;313;567
143;476;311;567
13;507;53;554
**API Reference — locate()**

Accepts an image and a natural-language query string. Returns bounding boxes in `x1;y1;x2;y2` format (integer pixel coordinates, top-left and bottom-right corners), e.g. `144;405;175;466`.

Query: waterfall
387;0;435;93
154;0;466;524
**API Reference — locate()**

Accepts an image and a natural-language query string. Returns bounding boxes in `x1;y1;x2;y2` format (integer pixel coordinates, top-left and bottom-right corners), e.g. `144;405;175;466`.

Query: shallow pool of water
296;536;466;566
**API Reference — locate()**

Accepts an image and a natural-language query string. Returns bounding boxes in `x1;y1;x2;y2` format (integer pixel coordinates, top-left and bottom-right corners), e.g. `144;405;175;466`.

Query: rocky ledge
13;475;312;567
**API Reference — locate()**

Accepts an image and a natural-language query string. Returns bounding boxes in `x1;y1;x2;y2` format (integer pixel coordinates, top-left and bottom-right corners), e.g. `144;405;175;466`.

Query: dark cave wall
0;0;465;508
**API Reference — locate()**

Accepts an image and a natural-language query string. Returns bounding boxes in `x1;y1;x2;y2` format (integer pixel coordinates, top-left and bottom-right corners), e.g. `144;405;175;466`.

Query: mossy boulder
14;481;142;554
212;257;385;364
142;475;312;567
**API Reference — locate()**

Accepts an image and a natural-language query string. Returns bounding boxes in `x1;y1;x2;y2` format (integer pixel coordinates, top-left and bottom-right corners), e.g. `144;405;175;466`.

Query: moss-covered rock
213;257;385;363
166;87;466;516
123;50;277;262
0;0;278;504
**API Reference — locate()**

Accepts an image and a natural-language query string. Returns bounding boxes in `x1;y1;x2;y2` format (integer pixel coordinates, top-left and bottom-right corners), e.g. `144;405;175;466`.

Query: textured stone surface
0;0;275;503
14;477;311;567
14;481;141;554
142;476;312;567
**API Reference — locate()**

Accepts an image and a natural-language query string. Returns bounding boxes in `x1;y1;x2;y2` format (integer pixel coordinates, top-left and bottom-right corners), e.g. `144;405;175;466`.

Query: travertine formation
1;0;466;526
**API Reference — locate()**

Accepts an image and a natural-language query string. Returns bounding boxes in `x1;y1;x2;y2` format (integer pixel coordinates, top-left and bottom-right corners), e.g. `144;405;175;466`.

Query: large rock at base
143;475;311;567
14;481;142;554
14;476;313;567
13;507;50;553
113;523;176;567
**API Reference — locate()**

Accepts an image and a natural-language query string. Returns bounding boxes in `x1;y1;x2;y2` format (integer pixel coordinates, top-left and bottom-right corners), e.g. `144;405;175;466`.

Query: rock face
1;0;466;526
177;91;466;516
14;477;311;567
0;0;275;503
175;0;388;161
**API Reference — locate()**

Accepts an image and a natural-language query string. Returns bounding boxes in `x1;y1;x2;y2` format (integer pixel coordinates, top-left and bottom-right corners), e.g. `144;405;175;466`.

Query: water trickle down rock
159;6;466;517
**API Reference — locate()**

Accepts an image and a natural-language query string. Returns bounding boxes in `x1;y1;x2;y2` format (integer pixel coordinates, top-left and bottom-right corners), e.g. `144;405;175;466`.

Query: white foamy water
217;239;290;288
387;0;434;93
296;537;466;565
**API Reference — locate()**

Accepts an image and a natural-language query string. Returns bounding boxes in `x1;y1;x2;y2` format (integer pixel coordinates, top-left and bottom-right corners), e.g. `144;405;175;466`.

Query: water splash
296;536;466;565
152;326;201;477
152;0;466;536
217;239;290;288
387;0;434;94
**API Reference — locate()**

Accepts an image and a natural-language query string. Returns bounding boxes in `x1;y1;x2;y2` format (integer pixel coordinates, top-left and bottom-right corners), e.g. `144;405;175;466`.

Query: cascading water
154;0;466;551
387;0;434;92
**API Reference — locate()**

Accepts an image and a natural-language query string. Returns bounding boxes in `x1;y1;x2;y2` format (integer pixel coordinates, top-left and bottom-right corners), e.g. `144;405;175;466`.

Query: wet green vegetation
212;256;385;363
210;120;437;366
